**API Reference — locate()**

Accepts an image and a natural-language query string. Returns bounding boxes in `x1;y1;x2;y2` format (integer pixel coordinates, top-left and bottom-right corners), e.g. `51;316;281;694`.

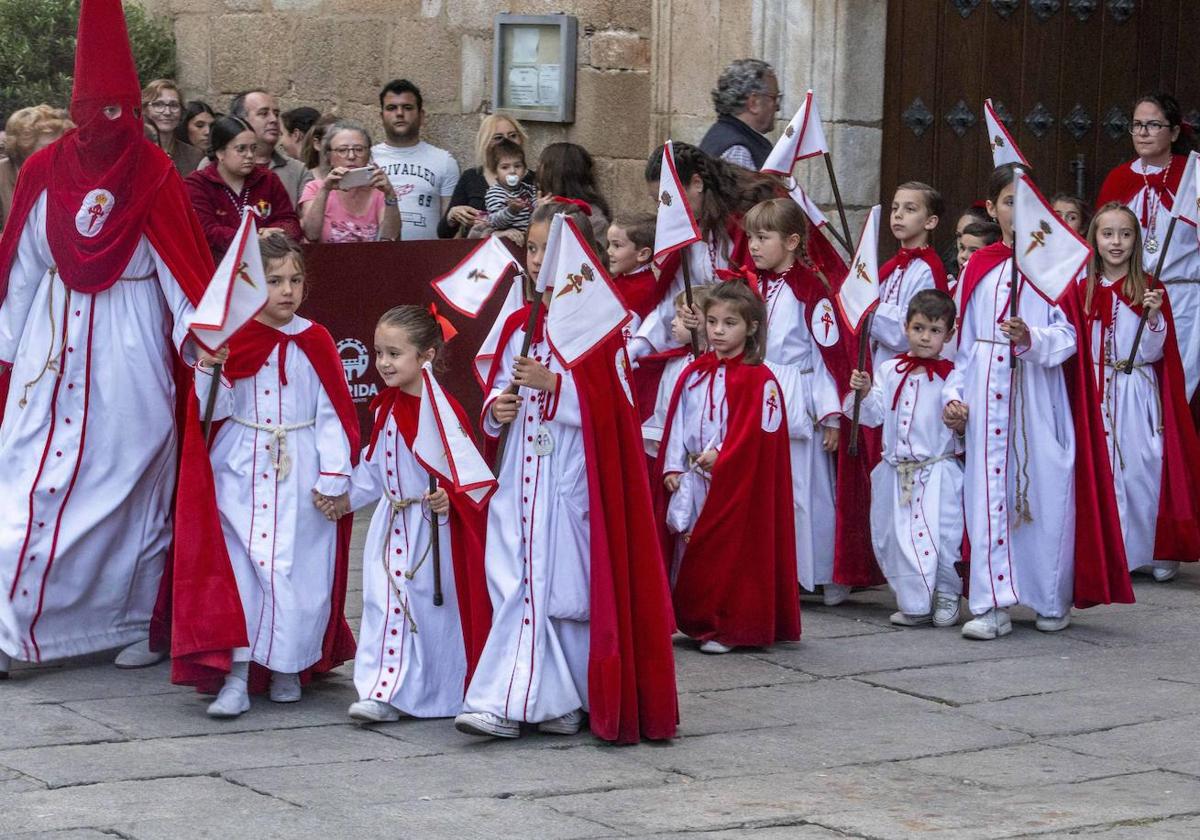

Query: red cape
880;246;951;295
959;243;1133;607
613;266;661;320
1097;156;1186;210
761;260;886;587
481;305;678;743
367;387;494;683
654;354;800;646
166;319;362;692
1086;282;1200;560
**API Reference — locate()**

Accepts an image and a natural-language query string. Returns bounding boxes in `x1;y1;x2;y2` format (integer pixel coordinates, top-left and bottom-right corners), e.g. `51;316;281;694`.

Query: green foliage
0;0;176;120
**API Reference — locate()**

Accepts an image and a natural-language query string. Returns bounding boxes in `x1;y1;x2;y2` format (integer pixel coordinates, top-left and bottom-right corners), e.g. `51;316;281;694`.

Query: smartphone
339;166;375;190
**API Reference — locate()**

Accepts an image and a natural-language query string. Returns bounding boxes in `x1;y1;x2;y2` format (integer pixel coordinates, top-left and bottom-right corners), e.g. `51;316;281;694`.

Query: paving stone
0;659;185;704
895;742;1155;788
0;725;431;788
0;703;124;751
641;828;846;839
670;647;814;694
1048;718;1200;777
1033;815;1200;838
1062;603;1200;648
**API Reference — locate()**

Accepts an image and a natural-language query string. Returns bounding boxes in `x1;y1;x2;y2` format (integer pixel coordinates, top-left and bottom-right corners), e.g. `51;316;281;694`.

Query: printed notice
508;66;539;106
511;27;540;65
537;64;560;106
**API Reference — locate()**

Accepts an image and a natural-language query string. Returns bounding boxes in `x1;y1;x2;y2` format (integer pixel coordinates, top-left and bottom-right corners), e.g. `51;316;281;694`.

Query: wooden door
880;0;1200;253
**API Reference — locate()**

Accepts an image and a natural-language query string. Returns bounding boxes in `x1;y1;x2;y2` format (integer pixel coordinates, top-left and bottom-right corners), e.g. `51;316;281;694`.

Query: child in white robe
850;290;964;627
197;234;354;717
642;287;708;457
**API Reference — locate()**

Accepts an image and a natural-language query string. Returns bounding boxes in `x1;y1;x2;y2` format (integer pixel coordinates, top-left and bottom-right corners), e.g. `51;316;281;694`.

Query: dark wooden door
880;0;1200;253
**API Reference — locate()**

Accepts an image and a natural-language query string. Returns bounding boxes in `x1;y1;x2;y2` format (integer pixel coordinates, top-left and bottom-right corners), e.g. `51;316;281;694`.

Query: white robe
870;259;939;375
642;352;693;457
0;194;194;663
628;238;729;359
1122;159;1200;398
855;359;964;615
945;260;1078;618
347;408;467;717
1088;280;1167;571
463;330;591;724
760;275;841;591
196;316;351;673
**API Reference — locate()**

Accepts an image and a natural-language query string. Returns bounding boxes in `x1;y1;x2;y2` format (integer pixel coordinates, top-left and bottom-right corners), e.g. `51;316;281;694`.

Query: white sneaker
1152;561;1180;583
890;611;932;627
933;592;961;627
961;608;1012;640
348;699;404;723
1035;613;1071;632
455;711;520;739
269;672;301;703
206;678;250;718
114;639;167;669
699;639;734;654
537;708;586;735
0;650;10;680
823;583;852;606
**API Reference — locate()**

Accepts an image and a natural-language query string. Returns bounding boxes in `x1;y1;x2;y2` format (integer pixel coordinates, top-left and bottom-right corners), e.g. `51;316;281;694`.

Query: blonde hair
4;105;73;169
673;284;711;311
141;79;181;108
475;114;529;174
1085;202;1147;309
743;197;811;267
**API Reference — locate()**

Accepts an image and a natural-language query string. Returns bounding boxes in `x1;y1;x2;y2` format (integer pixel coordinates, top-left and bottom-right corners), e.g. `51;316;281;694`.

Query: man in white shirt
371;80;460;240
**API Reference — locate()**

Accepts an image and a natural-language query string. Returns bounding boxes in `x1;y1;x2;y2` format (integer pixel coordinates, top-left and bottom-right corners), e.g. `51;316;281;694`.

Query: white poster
512;27;540;64
508;66;539;106
538;64;560;106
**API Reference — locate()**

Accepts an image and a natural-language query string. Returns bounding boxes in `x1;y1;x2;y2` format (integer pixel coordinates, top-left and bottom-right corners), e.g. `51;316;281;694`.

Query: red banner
302;239;521;438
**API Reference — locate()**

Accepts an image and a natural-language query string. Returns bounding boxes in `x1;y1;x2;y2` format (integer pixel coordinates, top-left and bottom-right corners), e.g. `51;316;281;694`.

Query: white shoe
961;608;1012;640
269;672;301;703
348;699;404;723
933;592;961;627
699;639;734;654
537;708;586;735
0;650;10;680
890;610;932;627
114;639;167;669
823;583;852;606
455;711;520;739
1035;613;1071;632
1152;561;1180;583
206;678;250;718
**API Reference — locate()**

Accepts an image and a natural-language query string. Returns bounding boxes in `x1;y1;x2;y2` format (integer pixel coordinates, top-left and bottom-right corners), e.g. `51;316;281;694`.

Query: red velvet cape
653;354;801;646
480;305;678;743
760;260;886;587
166;319;362;692
1096;155;1186;210
1085;281;1200;560
959;243;1133;607
366;387;494;683
880;246;951;295
613;266;661;321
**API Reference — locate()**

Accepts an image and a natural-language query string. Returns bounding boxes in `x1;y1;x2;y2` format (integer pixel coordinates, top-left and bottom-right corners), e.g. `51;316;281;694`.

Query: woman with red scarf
1096;93;1200;406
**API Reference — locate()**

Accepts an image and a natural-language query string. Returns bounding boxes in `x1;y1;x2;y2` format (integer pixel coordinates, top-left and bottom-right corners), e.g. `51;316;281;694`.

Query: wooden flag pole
493;273;542;471
202;362;223;445
824;152;854;254
680;255;702;357
1123;216;1177;374
848;312;873;457
428;474;443;606
1009;196;1020;370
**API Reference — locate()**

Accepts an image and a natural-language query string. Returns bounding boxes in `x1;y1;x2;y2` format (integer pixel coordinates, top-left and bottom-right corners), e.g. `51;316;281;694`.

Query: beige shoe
890;611;933;627
455;711;520;738
537;708;586;735
114;639;167;669
961;608;1012;640
1035;613;1071;632
348;699;404;723
823;583;852;606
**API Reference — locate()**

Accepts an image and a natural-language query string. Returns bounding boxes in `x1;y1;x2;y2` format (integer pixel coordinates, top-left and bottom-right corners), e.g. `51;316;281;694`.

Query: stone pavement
2;514;1199;839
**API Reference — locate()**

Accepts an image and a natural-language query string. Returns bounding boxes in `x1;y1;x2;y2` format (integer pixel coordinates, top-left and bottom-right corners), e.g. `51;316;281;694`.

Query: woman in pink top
299;120;401;243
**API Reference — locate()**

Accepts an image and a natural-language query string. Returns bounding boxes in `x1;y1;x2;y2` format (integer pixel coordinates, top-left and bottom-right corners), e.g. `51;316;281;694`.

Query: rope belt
229;416;315;479
379;487;432;635
1100;357;1163;470
893;452;957;505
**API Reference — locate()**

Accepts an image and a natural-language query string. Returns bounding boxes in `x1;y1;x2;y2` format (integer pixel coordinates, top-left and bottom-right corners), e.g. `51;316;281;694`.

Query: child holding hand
642;286;710;456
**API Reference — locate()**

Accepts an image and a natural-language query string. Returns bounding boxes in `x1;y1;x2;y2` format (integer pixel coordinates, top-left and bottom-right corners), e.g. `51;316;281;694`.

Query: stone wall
145;0;657;214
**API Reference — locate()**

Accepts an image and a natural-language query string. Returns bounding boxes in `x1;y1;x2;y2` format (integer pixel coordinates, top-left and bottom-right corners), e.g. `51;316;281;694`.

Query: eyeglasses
1130;121;1170;135
147;101;181;112
331;145;367;156
227;143;257;156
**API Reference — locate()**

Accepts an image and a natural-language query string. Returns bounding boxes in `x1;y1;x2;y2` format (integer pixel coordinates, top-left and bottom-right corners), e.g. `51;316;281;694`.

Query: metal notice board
492;13;577;123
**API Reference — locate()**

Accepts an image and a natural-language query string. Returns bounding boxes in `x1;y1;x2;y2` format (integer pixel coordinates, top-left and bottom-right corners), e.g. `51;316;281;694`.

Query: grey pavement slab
894;742;1156;787
1048;717;1200;777
0;703;124;751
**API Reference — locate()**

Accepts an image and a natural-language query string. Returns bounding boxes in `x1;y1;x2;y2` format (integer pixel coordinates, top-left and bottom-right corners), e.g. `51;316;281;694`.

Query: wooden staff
824;152;854;257
493;273;542;471
848;312;873;457
680;254;702;357
1009;243;1020;370
428;474;443;607
1123;215;1177;374
202;362;223;445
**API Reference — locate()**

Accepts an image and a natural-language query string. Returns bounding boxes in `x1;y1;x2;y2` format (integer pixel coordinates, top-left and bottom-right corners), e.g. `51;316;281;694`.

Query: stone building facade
145;0;886;230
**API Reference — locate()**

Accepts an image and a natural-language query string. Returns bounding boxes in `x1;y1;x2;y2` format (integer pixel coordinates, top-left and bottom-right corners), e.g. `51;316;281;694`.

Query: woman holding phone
299;120;401;243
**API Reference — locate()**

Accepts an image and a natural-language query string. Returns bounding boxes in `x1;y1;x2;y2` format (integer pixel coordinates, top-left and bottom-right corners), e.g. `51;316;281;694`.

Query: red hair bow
428;302;458;343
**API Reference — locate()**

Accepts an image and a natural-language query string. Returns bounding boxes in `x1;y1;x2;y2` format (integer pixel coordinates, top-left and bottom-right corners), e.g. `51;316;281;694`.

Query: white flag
414;363;496;507
1172;150;1200;227
432;235;520;317
653;140;703;263
761;90;830;176
786;176;829;228
835;205;881;333
188;212;268;353
544;214;630;367
473;278;525;388
984;99;1029;168
1014;171;1090;304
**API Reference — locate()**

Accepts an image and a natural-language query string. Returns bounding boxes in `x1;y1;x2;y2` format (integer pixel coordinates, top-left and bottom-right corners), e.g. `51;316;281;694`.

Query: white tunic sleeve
872;262;935;356
481;332;519;437
810;343;843;427
0;200;50;364
313;384;352;496
1020;301;1077;368
148;242;199;363
856;373;886;429
663;376;692;474
347;436;383;512
1140;310;1167;363
193;364;234;421
543;371;582;428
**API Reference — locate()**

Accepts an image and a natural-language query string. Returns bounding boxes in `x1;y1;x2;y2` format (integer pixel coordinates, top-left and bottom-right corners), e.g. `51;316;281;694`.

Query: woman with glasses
141;79;204;176
298;120;400;243
185;115;301;260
